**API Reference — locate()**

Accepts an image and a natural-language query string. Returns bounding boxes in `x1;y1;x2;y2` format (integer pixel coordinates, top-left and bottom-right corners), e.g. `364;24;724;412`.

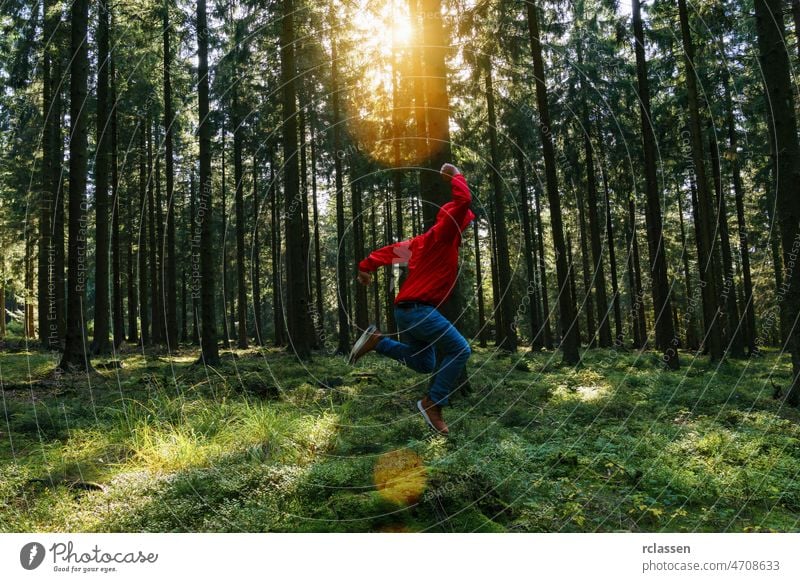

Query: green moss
1;346;799;532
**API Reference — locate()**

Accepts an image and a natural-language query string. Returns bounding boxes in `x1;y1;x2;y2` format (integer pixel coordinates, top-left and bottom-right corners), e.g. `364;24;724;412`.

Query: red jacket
358;174;475;307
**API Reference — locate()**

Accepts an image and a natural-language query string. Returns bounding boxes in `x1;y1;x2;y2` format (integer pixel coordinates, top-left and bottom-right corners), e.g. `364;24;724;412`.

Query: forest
1;0;800;533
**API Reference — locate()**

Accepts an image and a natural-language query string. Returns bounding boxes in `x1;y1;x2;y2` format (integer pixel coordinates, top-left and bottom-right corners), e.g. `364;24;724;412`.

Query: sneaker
417;396;449;436
347;324;382;365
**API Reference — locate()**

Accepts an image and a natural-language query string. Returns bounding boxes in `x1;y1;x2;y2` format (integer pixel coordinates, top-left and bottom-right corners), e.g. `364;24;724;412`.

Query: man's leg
374;308;436;373
407;307;471;406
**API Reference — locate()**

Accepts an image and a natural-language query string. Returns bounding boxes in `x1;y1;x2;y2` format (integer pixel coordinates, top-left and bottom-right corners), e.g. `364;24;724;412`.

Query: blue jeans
375;305;471;406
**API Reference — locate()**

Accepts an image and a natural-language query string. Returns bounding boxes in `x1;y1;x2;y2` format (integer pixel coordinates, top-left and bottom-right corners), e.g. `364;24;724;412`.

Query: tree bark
111;37;124;348
351;176;369;333
600;160;622;344
575;180;596;346
331;30;350;355
269;148;285;346
484;57;517;351
91;0;112;355
526;0;579;363
677;0;723;362
59;0;91;372
310;112;325;340
533;183;553;349
724;73;756;355
633;0;679;368
252;153;263;345
233;89;248;349
754;0;800;406
139;121;150;346
473;219;487;347
163;0;178;351
197;0;220;365
709;123;744;357
517;149;542;349
39;0;59;349
281;0;311;359
189;169;199;344
677;188;699;351
627;193;647;349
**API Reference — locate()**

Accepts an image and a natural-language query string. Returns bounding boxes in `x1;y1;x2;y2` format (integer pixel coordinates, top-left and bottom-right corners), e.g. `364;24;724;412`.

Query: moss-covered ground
1;341;799;532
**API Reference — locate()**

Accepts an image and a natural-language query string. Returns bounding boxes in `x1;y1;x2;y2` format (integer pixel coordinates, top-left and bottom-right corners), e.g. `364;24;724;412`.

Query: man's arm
357;239;412;284
434;164;473;240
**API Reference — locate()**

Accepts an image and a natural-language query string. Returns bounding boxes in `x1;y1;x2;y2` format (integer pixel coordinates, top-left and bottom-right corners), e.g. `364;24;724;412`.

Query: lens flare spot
373;448;427;506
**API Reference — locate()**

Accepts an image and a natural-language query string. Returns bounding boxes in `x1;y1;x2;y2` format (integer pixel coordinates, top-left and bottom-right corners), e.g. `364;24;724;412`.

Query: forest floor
1;339;799;532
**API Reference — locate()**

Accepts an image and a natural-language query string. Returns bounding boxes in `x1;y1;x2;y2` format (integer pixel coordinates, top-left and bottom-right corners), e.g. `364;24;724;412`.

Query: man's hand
440;163;460;182
357;270;372;286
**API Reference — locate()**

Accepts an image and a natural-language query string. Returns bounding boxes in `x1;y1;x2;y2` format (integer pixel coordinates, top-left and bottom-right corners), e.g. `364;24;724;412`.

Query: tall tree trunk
709;123;744;357
585;131;611;348
484;57;517;351
298;82;317;348
163;0;178;351
197;0;220;365
269;149;285;346
281;0;311;359
533;183;553;349
233;95;248;349
391;42;404;311
576;8;611;349
566;231;581;347
724;73;756;355
310;112;324;339
526;1;578;362
252;153;263;346
331;30;350;355
351;177;369;332
189;169;199;344
600;160;622;344
111;39;124;348
220;118;229;347
419;0;464;328
139;121;150;345
677;0;723;362
53;41;66;346
383;189;397;334
632;0;679;368
627;193;647;349
754;0;800;406
39;0;59;349
517;150;542;349
677;188;699;351
156;134;166;344
418;0;451;227
370;201;381;328
793;0;800;60
575;181;596;346
127;126;139;345
92;0;112;355
488;204;502;344
473;219;488;347
149;123;161;345
59;0;91;371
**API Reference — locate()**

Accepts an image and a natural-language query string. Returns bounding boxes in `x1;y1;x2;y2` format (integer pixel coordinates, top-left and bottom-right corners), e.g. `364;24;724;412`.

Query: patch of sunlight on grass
130;423;218;472
575;384;607;401
291;412;339;461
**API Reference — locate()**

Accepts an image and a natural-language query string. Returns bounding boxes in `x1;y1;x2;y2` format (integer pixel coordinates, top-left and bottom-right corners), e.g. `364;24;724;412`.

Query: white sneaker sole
348;324;377;365
417;399;437;432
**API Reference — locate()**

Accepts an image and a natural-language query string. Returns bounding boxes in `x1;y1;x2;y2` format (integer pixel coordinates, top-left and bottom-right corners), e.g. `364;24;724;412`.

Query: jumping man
348;163;474;435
